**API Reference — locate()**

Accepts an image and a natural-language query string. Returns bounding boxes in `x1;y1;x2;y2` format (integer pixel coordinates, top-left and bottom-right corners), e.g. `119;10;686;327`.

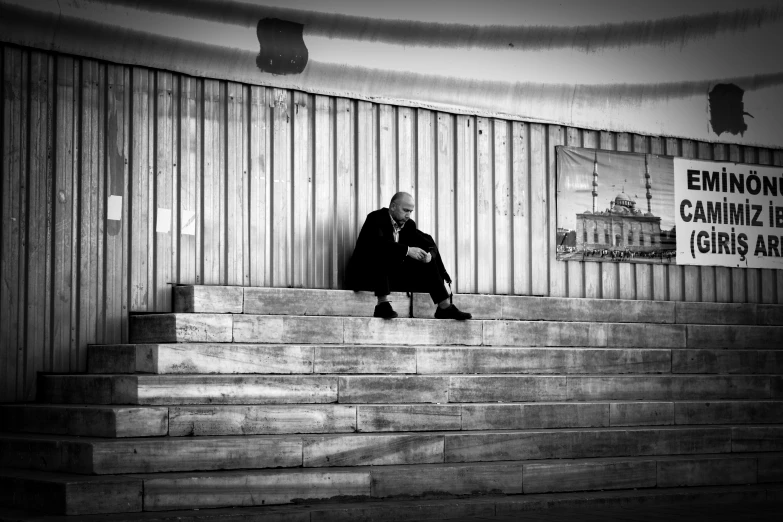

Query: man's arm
362;211;409;259
399;225;435;263
407;247;430;262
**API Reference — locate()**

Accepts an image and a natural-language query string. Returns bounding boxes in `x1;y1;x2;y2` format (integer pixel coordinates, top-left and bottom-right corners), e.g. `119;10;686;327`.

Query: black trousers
373;251;450;304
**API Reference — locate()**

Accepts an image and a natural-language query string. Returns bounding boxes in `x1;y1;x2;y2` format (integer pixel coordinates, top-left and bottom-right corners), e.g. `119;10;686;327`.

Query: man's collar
388;209;405;230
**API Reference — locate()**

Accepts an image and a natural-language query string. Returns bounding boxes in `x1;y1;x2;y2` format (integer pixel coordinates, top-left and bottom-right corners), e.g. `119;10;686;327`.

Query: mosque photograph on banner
556;147;783;269
556;147;677;264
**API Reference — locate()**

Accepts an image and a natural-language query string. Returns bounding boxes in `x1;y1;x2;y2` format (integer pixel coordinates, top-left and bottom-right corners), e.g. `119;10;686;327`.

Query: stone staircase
1;285;783;519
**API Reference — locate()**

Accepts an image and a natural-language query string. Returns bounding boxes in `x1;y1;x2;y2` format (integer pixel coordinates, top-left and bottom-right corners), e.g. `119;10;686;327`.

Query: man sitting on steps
345;192;472;320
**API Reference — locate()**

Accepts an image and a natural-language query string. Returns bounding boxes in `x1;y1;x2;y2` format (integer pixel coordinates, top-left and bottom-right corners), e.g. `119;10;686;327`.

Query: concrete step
414;293;674;323
168;402;647;436
484;321;783;349
88;344;679;375
481;321;686;348
0;433;305;474
37;374;339;405
2;485;781;521
175;285;411;317
0;432;436;474
686;324;783;349
677;301;783;326
88;344;318;375
3;427;780;474
422;293;783;326
0;431;433;473
36;374;775;405
371;402;659;432
130;314;233;343
234;315;485;346
417;347;672;374
169;404;357;436
138;454;782;511
442;426;745;464
0;469;142;516
130;312;783;349
732;426;783;452
446;426;783;463
172;285;783;326
89;344;419;375
0;405;168;438
172;285;244;314
243;288;412;317
522;453;775;493
357;402;605;433
150;401;783;436
131;314;690;347
3;477;783;521
140;468;365;511
368;374;769;403
4;401;780;441
675;401;783;425
672;350;783;374
563;375;772;401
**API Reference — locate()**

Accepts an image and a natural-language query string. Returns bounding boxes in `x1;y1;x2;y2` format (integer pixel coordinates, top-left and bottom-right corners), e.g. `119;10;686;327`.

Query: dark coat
344;208;451;291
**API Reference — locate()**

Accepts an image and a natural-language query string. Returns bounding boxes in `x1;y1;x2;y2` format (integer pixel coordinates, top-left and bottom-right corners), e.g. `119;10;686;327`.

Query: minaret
591;151;598;213
644;154;652;213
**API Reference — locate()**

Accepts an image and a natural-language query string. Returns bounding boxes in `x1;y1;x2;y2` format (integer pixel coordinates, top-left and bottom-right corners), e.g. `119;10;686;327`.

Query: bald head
390;192;413;207
389;192;414;225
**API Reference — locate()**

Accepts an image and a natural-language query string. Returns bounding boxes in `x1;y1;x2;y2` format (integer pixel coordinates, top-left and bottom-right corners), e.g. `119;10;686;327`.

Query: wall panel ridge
1;44;782;402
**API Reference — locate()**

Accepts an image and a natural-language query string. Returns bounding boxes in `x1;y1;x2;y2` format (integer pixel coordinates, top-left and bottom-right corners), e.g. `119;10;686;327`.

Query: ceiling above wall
2;0;782;148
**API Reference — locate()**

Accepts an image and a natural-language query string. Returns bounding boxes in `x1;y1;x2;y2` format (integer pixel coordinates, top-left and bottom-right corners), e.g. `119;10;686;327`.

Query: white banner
674;158;783;269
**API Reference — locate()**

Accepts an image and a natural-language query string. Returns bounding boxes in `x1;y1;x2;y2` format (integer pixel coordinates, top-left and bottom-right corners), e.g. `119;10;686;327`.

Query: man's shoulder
357;209;390;234
365;208;389;223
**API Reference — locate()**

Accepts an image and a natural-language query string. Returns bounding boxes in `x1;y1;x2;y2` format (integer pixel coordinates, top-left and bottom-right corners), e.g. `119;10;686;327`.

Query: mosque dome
614;193;635;208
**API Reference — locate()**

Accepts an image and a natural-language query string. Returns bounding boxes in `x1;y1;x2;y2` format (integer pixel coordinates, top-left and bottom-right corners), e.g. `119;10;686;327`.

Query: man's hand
407;247;431;263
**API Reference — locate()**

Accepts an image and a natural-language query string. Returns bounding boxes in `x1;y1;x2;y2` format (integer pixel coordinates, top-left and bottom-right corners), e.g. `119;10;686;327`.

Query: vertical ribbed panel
1;45;782;401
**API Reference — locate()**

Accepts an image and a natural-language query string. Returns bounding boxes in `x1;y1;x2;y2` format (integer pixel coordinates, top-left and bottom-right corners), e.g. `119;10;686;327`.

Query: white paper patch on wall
156;208;172;233
181;210;196;236
107;195;123;221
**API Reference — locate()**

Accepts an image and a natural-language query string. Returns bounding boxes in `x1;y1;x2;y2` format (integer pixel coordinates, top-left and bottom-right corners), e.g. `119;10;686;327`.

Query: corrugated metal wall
2;45;783;402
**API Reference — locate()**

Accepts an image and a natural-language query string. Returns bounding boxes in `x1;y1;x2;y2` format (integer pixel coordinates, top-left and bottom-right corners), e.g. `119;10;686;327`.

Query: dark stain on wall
709;83;753;136
109;1;783;53
256;18;308;75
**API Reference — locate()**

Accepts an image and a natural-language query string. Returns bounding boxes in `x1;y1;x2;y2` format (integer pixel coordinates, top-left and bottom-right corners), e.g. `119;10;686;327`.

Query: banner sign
556;147;783;269
674;159;783;269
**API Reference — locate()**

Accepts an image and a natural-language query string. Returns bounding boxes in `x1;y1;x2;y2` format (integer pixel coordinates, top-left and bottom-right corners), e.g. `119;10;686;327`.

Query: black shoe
373;302;398;319
434;304;472;320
